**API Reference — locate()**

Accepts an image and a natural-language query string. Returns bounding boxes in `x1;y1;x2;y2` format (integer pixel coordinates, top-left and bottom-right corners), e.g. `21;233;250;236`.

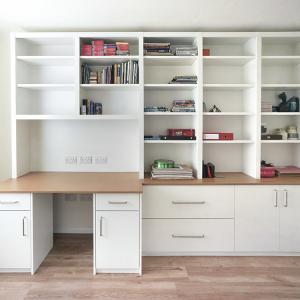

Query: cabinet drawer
143;219;234;253
143;186;234;218
0;193;31;211
96;194;140;211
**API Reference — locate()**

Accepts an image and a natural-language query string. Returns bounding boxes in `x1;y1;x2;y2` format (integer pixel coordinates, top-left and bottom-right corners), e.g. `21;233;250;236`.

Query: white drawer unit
0;193;31;211
96;193;140;211
143;219;234;254
143;186;234;219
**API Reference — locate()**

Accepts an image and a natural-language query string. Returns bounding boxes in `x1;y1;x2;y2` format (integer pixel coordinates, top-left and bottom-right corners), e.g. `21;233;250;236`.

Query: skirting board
142;252;300;256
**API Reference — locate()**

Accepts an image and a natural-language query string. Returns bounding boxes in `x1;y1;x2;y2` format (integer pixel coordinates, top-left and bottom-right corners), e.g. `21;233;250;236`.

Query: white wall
0;23;22;180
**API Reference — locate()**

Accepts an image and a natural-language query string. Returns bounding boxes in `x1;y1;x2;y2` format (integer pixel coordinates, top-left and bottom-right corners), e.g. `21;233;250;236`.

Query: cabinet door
280;186;300;252
0;211;31;269
235;186;279;252
95;211;139;272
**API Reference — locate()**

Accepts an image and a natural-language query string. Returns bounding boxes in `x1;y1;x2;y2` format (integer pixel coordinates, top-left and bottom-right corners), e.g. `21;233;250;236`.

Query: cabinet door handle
273;190;278;207
172;201;206;205
0;200;19;205
22;217;28;237
283;189;288;207
108;201;128;205
99;216;103;237
172;234;205;239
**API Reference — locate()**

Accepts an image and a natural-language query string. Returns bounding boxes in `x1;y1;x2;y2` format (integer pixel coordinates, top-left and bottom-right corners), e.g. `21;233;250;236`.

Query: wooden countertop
0;172;143;193
143;172;300;185
0;172;300;194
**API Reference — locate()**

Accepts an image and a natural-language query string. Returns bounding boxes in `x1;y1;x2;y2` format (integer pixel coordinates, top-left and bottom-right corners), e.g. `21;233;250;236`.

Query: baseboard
142;251;300;256
54;228;93;234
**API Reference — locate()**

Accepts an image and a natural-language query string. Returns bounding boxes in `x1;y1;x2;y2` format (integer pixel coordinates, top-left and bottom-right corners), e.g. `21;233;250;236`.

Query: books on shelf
276;166;300;177
81;99;102;115
144;106;169;112
81;40;130;56
144;42;172;56
169;76;197;84
171;100;195;112
261;100;273;112
81;60;139;84
145;128;196;141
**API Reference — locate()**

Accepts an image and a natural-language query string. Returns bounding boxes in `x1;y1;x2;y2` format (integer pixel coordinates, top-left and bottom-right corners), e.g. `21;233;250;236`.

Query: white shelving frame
10;32;300;180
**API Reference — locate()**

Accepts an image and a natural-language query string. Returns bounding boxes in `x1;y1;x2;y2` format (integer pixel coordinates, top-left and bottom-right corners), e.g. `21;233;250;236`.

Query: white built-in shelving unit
11;32;300;180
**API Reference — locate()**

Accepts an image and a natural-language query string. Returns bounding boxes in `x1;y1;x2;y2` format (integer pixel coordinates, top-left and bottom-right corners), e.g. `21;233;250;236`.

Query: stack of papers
151;165;194;179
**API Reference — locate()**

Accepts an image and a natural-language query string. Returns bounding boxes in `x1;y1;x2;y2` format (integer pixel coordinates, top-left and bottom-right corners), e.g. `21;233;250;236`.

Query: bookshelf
10;32;300;180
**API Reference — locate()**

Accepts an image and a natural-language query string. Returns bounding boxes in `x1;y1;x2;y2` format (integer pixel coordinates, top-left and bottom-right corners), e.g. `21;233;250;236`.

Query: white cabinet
235;186;279;252
279;186;300;252
235;186;300;253
0;211;31;270
94;193;141;274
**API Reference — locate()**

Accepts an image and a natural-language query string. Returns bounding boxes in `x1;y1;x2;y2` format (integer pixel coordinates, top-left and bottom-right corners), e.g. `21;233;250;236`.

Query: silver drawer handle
172;201;206;205
283;189;288;207
99;216;103;237
108;201;128;205
172;234;205;239
22;217;28;237
0;200;20;205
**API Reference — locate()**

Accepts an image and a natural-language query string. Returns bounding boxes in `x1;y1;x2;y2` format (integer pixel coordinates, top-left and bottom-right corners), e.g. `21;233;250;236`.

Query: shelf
144;140;197;144
261;112;300;116
203;140;254;144
261;140;300;144
262;56;300;65
261;84;300;90
203;56;255;66
80;55;139;65
144;56;197;66
15;115;138;120
203;84;254;90
80;84;140;90
144;112;197;116
17;56;75;66
17;84;75;90
144;84;197;90
203;112;253;116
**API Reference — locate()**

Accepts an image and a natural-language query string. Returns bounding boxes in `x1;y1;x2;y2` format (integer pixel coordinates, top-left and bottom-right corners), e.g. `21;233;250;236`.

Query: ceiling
0;0;300;32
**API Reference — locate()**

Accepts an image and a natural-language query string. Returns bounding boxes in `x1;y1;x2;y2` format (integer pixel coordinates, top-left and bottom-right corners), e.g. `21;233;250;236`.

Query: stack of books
81;99;102;115
144;106;169;112
261;100;273;112
144;42;172;56
171;100;195;112
104;44;117;56
81;44;92;56
169;76;197;84
116;42;130;55
92;40;104;56
89;72;98;84
151;162;194;179
175;46;198;56
276;166;300;177
81;64;91;84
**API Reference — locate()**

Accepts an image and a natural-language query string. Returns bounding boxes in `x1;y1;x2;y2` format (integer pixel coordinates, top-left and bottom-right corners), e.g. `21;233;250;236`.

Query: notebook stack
116;42;130;55
261;100;273;112
151;159;194;179
144;106;169;112
92;40;104;56
169;76;197;84
175;46;198;56
171;100;195;112
276;166;300;177
81;44;92;56
89;72;98;84
144;43;172;56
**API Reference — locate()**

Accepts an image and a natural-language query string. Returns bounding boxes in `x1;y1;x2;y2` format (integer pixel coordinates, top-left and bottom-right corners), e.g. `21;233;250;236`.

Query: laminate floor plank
1;234;300;300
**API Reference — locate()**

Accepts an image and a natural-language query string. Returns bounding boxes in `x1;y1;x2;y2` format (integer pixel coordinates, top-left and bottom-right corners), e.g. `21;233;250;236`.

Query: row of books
151;159;194;179
81;40;130;56
169;76;197;84
81;99;102;115
81;61;139;84
144;106;169;112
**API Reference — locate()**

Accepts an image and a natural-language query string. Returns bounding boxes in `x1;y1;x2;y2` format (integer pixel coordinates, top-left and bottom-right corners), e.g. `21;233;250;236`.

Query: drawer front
143;219;234;253
0;193;31;211
96;194;140;211
143;186;234;218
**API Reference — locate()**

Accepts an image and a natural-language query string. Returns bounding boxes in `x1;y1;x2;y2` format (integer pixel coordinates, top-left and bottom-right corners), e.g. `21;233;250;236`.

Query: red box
168;129;195;137
219;133;234;140
203;49;210;56
261;166;276;178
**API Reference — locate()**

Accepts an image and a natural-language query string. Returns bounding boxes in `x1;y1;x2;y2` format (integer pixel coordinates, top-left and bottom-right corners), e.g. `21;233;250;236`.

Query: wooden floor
1;235;300;300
